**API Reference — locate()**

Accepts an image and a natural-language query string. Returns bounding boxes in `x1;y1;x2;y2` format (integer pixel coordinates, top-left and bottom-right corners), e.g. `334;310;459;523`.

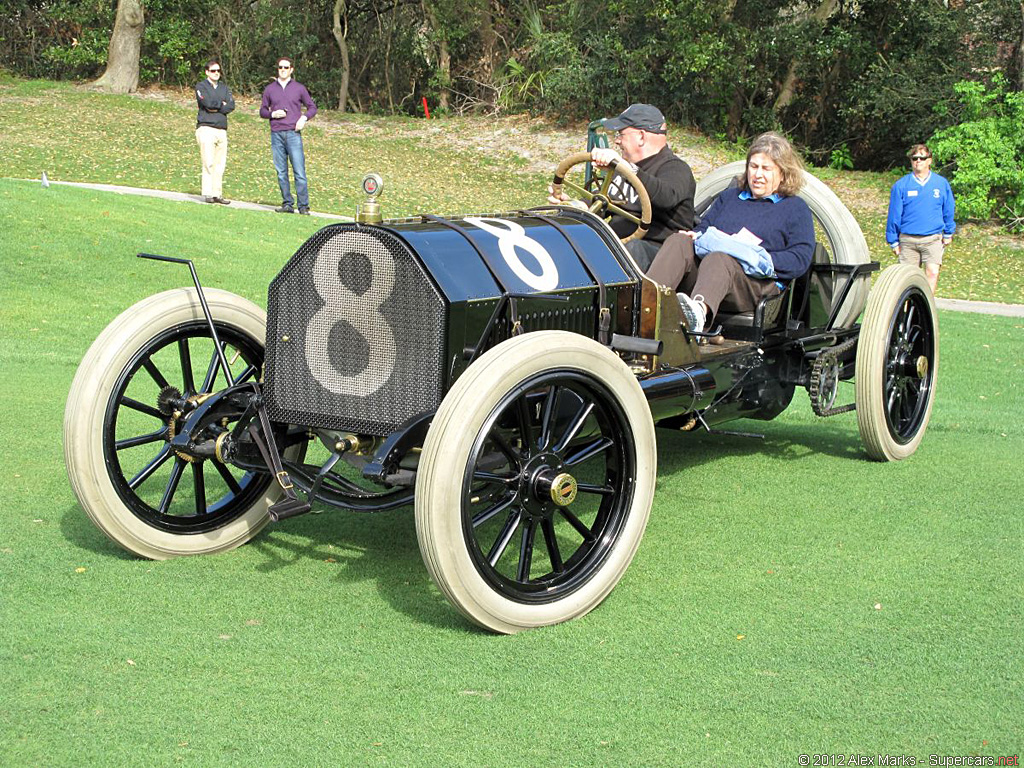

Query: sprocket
808;338;857;417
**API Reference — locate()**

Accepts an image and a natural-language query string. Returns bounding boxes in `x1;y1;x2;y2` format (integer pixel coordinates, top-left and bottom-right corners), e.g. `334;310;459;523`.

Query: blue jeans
270;130;308;209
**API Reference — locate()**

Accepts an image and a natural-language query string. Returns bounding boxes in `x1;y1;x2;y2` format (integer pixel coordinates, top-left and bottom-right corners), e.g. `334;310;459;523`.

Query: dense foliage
2;0;1022;172
929;75;1024;228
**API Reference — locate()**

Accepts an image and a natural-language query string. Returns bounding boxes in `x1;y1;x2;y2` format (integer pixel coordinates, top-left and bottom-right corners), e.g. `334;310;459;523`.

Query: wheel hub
915;355;928;378
519;453;577;518
164;392;213;463
540;472;578;507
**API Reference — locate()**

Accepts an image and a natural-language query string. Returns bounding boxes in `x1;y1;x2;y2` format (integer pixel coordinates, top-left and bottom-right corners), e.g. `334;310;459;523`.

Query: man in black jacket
550;103;696;270
195;59;235;204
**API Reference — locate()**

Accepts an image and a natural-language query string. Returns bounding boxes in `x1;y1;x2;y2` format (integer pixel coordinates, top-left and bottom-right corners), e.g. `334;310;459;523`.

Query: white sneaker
677;292;707;332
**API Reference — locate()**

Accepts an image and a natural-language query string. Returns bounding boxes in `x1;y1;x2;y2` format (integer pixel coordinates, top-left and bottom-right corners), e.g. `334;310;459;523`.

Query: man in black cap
549;103;696;270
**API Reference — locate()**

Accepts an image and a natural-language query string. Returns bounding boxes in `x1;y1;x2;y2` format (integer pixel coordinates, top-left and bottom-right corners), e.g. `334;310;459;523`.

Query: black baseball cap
602;104;667;133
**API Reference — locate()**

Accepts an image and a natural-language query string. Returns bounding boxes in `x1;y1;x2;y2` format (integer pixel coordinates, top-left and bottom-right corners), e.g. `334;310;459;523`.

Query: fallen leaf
126;659;136;666
75;567;87;573
736;634;745;640
874;603;882;610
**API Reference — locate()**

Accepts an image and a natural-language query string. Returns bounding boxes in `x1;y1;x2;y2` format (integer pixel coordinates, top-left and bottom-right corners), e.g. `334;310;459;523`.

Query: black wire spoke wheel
416;331;657;633
882;291;935;438
103;321;267;534
65;288;290;558
856;265;939;461
464;372;632;602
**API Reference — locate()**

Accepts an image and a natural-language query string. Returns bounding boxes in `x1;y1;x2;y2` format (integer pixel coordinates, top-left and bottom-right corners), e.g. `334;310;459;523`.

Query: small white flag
41;171;50;188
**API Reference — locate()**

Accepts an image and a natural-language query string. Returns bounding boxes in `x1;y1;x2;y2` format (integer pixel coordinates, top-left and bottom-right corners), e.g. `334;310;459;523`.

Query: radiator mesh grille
264;225;446;435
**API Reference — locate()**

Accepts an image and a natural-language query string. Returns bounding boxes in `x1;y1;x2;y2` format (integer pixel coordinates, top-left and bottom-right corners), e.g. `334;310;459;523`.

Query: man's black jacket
608;145;696;243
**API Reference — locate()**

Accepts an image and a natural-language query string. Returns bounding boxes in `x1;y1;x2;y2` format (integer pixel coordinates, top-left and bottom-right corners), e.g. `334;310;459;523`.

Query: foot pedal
245;399;313;523
268;496;311;521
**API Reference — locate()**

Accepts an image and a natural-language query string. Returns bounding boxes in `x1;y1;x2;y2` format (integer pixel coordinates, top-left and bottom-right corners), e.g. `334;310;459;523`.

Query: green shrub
928;75;1024;225
828;144;854;171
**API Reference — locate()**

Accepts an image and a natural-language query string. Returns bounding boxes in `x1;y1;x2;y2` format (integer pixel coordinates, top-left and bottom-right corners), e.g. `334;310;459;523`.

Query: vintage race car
64;154;938;633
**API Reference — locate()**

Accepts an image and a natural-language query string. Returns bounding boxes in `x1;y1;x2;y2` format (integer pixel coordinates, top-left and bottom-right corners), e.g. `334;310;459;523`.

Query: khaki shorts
898;234;944;267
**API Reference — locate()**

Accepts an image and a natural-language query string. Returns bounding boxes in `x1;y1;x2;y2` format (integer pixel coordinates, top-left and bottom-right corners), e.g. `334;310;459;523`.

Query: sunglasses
207;68;220;73
278;65;292;70
911;156;930;161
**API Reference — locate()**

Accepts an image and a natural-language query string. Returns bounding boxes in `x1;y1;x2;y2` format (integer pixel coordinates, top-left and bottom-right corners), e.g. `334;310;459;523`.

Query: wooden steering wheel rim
551;152;653;243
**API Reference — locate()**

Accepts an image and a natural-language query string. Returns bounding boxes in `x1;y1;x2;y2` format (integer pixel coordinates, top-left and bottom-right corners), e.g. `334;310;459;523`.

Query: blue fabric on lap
693;226;777;279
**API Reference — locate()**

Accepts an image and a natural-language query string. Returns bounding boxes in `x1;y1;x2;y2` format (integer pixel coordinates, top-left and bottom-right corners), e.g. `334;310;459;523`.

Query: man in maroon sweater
260;57;318;214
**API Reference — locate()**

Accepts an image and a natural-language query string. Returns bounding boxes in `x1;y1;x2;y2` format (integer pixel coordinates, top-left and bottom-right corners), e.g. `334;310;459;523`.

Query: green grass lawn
2;74;1024;304
2;173;1022;765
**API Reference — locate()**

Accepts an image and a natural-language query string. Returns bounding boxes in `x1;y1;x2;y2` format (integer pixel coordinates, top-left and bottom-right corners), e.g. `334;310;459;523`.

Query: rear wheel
415;331;657;633
855;265;938;461
64;288;286;558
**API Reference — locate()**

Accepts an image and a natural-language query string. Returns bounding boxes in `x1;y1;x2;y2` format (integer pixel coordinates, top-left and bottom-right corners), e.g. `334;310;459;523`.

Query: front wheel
855;265;939;461
415;331;657;633
64;288;285;559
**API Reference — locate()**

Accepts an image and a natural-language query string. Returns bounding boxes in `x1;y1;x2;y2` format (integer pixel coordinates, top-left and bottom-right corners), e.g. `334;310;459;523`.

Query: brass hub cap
549;472;578;507
916;355;929;378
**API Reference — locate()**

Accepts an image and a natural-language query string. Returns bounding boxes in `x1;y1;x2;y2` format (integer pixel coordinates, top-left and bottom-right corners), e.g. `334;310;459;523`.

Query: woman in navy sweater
647;132;814;333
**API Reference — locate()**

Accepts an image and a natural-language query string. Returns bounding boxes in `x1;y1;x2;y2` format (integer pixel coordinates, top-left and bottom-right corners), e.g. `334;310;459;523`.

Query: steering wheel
551;152;653;243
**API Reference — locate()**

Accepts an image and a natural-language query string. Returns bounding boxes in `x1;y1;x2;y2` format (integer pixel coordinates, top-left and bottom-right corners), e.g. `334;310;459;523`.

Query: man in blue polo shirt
885;143;956;293
260;57;318;214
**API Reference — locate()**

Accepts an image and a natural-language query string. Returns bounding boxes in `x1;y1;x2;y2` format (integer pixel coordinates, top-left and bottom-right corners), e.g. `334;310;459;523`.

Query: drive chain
808;337;858;417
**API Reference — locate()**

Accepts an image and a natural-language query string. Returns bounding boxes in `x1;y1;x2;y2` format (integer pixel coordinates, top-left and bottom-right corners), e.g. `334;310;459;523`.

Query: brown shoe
212;197;230;205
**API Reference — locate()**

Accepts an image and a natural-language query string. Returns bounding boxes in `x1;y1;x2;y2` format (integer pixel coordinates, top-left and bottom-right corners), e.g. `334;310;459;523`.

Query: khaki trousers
196;126;228;197
898;233;944;266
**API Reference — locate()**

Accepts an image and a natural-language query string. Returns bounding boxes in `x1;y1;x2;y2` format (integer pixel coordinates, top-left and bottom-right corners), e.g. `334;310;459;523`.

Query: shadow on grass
248;418;869;630
59;503;138;560
655;416;866;476
56;415;871;632
251;504;478;633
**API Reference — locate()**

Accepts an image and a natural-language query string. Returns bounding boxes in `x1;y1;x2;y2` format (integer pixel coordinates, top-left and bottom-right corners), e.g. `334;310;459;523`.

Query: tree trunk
332;0;351;112
773;0;839;113
438;41;451;110
1019;1;1024;90
423;1;451;111
479;0;497;85
91;0;144;94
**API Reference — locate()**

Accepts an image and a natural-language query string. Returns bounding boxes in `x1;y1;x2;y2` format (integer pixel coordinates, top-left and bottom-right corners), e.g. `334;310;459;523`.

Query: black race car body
64;159;939;633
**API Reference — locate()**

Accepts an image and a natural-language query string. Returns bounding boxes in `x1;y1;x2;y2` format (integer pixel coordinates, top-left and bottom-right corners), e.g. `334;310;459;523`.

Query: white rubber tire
855;265;939;461
415;331;657;633
64;288;283;559
695;161;871;327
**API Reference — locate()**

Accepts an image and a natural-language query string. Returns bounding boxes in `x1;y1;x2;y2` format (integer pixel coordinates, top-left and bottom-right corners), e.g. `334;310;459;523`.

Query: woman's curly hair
737;132;806;197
